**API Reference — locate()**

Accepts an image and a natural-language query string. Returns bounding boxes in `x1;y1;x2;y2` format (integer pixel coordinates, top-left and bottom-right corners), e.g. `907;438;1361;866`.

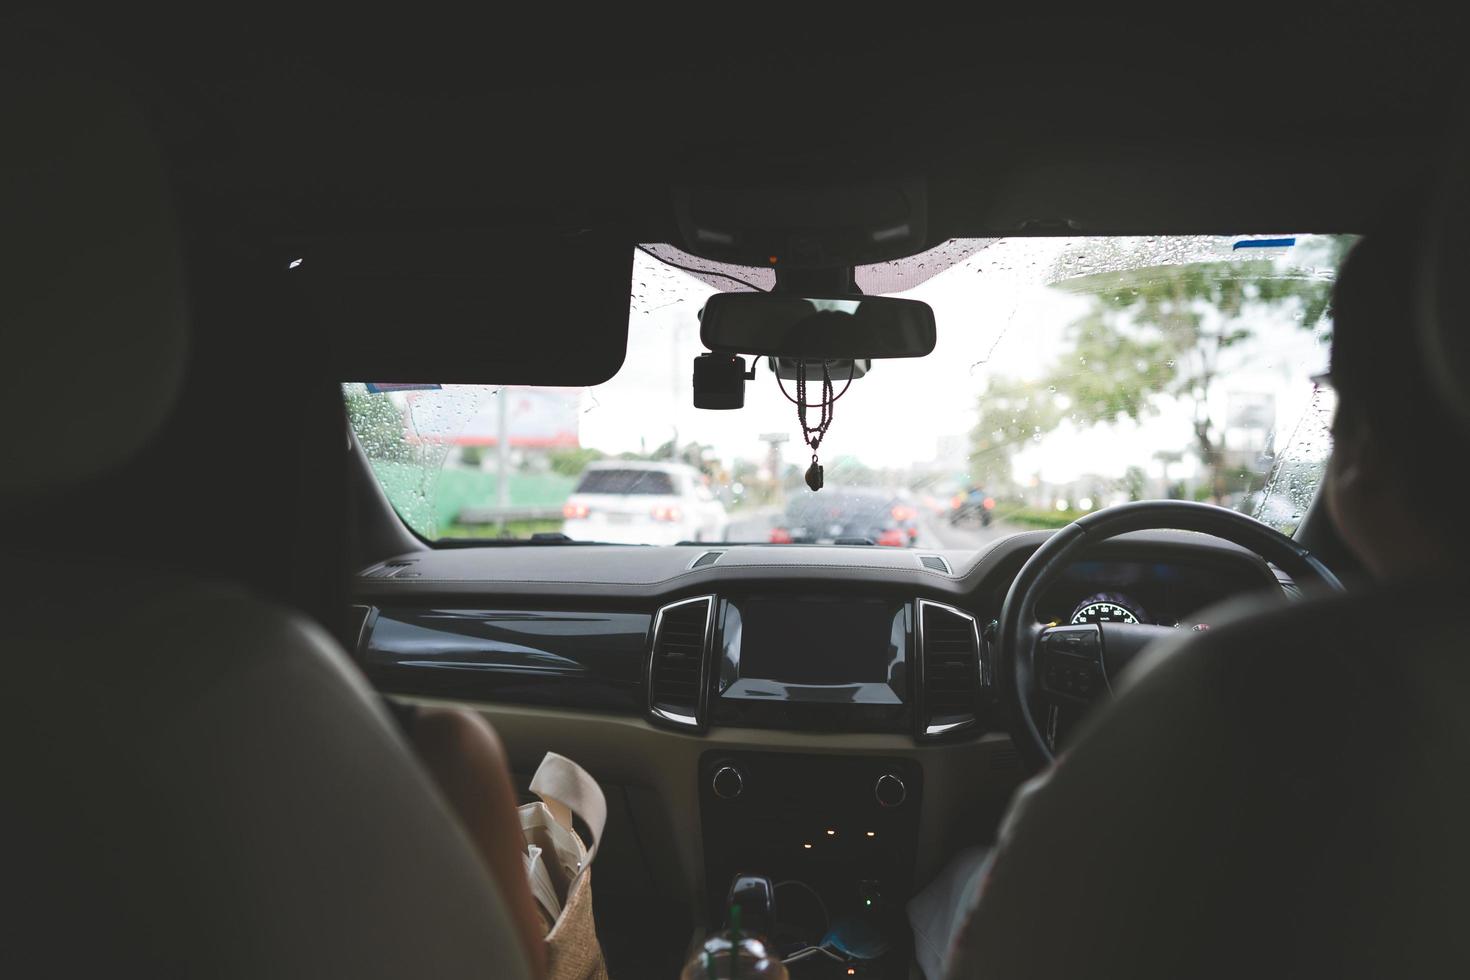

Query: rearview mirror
699;293;936;360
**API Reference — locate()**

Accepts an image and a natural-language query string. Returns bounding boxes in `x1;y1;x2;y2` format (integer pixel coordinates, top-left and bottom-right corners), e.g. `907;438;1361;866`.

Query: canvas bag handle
529;751;606;873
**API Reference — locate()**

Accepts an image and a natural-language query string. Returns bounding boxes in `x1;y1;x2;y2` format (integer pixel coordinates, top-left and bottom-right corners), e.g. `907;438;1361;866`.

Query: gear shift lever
725;872;777;938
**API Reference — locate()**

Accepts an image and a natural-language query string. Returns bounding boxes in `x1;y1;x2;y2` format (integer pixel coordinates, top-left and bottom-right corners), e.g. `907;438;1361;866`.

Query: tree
660;440;719;479
731;458;760;485
345;390;412;463
1056;257;1338;500
1121;465;1148;502
968;376;1063;492
969;239;1349;503
547;446;605;477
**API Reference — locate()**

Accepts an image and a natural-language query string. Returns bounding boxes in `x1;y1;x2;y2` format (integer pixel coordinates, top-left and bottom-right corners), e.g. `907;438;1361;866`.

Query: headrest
1418;133;1470;438
0;52;187;495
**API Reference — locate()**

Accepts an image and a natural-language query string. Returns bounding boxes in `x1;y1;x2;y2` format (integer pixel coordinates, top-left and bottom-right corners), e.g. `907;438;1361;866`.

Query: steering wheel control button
1039;625;1105;701
875;773;907;808
712;765;744;800
1044;657;1091;699
1046;626;1101;653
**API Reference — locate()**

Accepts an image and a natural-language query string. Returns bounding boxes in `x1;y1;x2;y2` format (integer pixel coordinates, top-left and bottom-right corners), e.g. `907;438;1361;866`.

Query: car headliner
29;7;1467;245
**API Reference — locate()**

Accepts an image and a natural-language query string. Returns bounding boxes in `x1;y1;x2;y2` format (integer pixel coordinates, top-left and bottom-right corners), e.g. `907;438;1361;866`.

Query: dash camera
693;353;755;410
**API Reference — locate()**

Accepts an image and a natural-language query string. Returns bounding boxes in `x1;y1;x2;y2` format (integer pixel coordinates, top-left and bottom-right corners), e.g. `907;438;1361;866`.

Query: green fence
369;461;576;536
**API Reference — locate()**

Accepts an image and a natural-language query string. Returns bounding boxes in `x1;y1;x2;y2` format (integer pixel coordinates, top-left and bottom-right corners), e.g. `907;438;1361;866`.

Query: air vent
917;599;982;738
648;596;714;729
689;550;726;570
917;555;951;574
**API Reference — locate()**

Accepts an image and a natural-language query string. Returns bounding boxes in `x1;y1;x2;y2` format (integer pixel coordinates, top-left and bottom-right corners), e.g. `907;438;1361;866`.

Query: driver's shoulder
1107;576;1469;763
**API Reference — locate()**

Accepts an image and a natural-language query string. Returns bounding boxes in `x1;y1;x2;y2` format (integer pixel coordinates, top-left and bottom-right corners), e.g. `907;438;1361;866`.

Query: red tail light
891;505;916;522
769;527;793;544
651;505;683;522
982;497;996;510
877;528;906;547
562;502;589;519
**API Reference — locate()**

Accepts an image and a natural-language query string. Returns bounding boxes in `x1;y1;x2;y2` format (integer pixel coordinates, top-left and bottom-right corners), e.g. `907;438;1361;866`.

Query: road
916;513;1016;551
723;505;1016;551
722;506;782;543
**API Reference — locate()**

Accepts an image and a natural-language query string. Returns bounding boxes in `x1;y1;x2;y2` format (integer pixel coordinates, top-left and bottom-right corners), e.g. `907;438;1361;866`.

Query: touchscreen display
739;599;892;683
719;598;906;704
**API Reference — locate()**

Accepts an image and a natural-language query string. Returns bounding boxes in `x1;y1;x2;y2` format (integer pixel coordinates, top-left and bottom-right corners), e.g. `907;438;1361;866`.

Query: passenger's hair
1329;228;1468;505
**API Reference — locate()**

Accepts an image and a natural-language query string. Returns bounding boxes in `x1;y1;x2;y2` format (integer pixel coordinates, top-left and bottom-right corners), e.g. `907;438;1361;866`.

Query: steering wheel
997;500;1345;768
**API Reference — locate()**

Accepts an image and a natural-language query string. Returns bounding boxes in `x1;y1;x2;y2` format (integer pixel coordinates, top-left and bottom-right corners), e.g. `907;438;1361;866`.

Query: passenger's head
1325;230;1468;580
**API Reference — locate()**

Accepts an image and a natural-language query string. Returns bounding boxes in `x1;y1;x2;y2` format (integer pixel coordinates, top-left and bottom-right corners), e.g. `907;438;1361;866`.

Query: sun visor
287;229;632;386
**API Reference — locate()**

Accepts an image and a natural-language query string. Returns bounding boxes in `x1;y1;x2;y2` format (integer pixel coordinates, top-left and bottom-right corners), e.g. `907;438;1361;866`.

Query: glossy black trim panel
361;607;651;713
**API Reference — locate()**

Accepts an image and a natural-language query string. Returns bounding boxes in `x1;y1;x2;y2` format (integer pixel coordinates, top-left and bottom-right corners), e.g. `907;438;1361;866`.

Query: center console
699;750;923;976
645;591;985;974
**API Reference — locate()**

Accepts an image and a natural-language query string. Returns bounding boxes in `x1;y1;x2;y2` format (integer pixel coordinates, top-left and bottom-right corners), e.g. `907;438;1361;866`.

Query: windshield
345;235;1348;545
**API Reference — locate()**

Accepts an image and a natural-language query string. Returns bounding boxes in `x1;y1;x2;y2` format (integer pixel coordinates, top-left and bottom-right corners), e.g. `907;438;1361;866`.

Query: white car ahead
561;461;728;545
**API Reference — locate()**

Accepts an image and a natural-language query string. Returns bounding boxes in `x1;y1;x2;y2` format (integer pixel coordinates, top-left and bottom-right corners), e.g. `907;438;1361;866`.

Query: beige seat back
2;42;531;979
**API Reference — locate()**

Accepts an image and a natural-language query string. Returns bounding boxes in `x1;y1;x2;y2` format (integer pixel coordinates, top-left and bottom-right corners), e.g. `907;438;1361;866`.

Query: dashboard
351;529;1283;741
351;528;1286;954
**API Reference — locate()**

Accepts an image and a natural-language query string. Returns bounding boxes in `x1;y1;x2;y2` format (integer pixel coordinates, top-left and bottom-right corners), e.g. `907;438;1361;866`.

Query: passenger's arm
405;707;549;980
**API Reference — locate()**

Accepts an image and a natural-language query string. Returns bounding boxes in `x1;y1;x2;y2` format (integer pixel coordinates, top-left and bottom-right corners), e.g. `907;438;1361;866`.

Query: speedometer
1070;593;1144;625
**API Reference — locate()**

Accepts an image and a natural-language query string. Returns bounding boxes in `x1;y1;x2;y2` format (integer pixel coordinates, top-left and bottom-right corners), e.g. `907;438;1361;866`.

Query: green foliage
1055;259;1337;498
548;446;605;478
368;461;576;537
731;458;761;484
441;519;566;539
1122;465;1148;502
345;391;413;463
1052;311;1172;425
992;503;1078;530
652;439;719;478
971;242;1348;501
968;376;1063;489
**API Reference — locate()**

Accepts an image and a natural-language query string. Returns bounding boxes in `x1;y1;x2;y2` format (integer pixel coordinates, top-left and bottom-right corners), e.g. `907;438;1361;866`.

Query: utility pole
759;432;789;504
